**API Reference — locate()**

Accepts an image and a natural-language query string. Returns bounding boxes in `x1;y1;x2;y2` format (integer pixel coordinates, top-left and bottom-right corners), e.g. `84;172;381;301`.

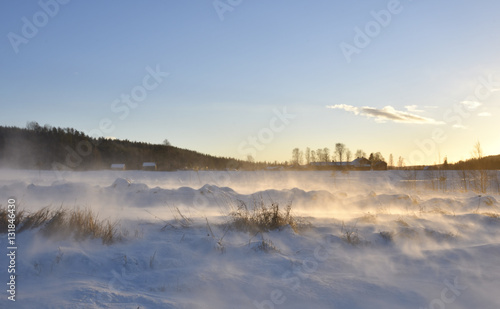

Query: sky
1;0;500;165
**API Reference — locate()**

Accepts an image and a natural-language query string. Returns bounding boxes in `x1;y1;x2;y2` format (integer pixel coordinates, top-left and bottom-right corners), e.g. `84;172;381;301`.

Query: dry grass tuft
482;212;500;219
341;221;361;245
482;212;500;222
359;212;377;224
18;207;51;232
0;206;117;245
228;200;303;233
253;238;280;253
379;231;394;242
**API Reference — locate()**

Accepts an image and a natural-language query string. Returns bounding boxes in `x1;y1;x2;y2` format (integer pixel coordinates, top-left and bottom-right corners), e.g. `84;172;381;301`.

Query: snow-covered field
1;169;500;309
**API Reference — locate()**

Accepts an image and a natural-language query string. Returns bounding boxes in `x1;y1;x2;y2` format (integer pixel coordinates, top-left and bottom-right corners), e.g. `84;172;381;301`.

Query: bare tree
311;150;317;163
163;139;172;146
291;148;300;166
471;141;488;193
323;147;330;162
335;143;346;162
388;154;394;168
492;171;500;194
472;141;483;160
305;147;311;165
355;149;366;159
316;148;324;162
397;156;405;169
458;166;468;192
438;155;448;192
346;149;352;163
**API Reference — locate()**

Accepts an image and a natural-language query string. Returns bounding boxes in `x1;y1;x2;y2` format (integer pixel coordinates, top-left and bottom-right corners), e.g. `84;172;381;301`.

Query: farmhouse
351;157;372;170
110;163;126;170
372;160;388;171
142;162;157;171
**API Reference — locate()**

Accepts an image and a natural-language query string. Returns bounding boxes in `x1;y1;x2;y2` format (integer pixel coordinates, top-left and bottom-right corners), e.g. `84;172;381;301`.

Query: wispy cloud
329;104;360;114
326;104;445;125
478;112;492;117
461;101;482;110
405;105;424;113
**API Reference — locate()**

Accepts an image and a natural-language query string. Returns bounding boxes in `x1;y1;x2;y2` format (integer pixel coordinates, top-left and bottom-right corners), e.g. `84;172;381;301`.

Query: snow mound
419;198;464;214
110;178;149;192
463;195;499;212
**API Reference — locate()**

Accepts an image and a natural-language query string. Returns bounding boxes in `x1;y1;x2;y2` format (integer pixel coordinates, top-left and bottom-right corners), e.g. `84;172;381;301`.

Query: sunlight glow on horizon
1;1;499;166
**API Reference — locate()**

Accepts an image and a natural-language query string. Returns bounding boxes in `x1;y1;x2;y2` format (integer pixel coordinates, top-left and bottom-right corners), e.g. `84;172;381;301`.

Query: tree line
440;142;500;170
0;122;266;171
290;143;387;166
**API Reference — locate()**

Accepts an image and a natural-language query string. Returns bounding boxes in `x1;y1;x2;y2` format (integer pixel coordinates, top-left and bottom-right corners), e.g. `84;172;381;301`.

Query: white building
110;163;126;170
142;162;157;171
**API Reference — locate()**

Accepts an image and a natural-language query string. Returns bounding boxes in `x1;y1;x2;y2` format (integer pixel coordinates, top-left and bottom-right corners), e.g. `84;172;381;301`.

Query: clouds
326;104;445;125
461;100;482;110
405;105;423;113
459;101;492;118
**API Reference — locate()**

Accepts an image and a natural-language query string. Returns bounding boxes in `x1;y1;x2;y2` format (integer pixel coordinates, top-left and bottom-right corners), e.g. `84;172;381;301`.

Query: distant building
310;161;352;167
110;163;126;170
372;161;388;170
351;157;371;170
310;157;387;171
310;161;352;170
142;162;157;171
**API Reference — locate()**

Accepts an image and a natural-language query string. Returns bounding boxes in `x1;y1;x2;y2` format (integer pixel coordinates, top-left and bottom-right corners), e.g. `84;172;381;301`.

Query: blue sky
1;0;500;165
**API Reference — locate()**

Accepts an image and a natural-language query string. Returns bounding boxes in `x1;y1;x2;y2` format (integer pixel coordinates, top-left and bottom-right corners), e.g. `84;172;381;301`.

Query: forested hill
0;124;260;171
448;154;500;170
